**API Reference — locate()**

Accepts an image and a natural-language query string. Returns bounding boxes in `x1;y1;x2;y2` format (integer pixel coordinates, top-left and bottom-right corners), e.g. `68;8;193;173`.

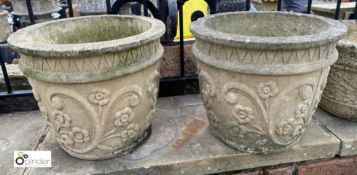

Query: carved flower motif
114;108;134;127
52;110;71;128
59;133;74;146
233;105;254;124
257;81;279;100
228;125;241;137
88;88;111;106
295;103;310;119
228;125;249;138
299;86;313;101
120;124;138;142
148;81;158;98
292;124;304;137
69;127;90;143
276;121;294;136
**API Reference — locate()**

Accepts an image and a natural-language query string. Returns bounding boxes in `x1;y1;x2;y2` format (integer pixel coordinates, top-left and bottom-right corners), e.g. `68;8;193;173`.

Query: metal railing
1;0;357;99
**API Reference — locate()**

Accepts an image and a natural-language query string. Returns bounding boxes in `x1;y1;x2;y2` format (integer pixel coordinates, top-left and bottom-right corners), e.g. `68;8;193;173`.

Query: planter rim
8;15;166;57
190;11;347;50
337;20;357;49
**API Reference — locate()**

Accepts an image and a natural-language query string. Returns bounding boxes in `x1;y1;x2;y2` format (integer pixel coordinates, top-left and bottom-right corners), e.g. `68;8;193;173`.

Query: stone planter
8;15;165;160
76;0;112;16
320;20;357;122
10;0;61;23
190;12;346;154
0;10;10;43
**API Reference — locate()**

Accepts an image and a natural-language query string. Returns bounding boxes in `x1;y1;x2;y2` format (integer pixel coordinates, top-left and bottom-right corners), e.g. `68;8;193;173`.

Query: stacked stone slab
190;12;346;154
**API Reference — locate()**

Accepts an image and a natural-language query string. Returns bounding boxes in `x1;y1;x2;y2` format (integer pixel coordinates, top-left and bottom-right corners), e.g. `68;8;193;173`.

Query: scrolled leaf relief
198;70;220;129
47;85;143;155
58;127;91;146
275;85;313;143
145;71;160;125
223;82;267;139
32;87;50;123
199;70;217;108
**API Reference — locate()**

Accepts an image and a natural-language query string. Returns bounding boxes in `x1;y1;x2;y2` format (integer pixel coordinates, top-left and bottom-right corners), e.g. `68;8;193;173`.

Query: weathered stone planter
320;20;357;122
10;0;61;23
190;12;346;154
8;15;165;160
0;10;10;43
76;0;112;16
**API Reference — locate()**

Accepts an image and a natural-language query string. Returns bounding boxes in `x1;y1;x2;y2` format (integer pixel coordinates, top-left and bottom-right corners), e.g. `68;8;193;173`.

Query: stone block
314;108;357;157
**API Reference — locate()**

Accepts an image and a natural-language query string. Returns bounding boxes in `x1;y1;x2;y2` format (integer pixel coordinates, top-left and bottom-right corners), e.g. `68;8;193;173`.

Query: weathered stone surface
190;11;347;153
173;94;203;107
9;0;61;25
320;20;357;122
311;2;355;19
0;10;10;43
76;0;115;15
252;0;277;11
25;95;340;175
10;0;61;16
0;111;46;175
8;16;166;160
314;108;357;157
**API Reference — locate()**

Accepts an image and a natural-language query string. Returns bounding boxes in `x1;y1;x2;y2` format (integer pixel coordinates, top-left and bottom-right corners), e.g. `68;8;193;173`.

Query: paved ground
0;95;356;174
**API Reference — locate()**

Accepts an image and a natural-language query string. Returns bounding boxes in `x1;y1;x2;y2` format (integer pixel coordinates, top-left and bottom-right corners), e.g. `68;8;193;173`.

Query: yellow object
175;0;208;40
66;4;80;17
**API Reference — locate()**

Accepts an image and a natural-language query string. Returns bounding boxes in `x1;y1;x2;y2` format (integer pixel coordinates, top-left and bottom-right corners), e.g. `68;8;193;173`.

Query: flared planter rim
190;11;346;50
8;15;165;57
191;12;347;75
8;15;166;84
337;20;357;50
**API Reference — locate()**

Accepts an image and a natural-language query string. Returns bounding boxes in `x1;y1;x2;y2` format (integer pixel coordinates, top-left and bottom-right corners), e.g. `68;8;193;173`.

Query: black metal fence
1;0;357;99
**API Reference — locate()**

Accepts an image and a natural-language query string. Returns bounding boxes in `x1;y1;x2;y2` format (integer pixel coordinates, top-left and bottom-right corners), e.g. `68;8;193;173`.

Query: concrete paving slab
172;94;203;107
314;108;357;157
26;96;340;175
0;111;46;175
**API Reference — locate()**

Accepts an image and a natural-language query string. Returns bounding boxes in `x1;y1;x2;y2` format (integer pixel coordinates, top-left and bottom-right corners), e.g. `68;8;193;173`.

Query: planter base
210;126;302;154
62;125;152;160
